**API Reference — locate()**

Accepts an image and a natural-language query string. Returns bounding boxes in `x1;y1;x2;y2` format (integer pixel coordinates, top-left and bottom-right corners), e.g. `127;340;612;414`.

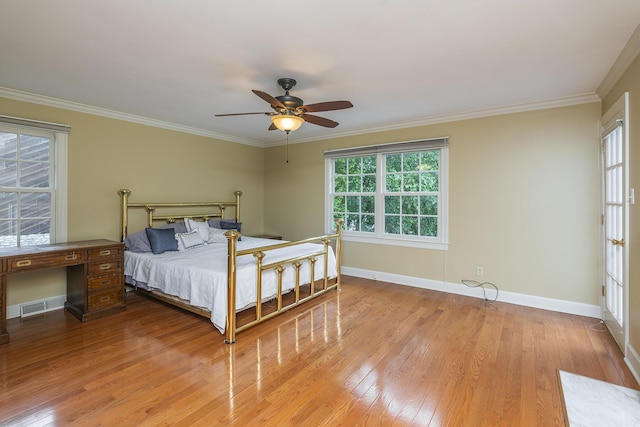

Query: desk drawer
88;273;122;291
8;251;84;272
87;260;122;275
88;289;124;311
88;246;122;261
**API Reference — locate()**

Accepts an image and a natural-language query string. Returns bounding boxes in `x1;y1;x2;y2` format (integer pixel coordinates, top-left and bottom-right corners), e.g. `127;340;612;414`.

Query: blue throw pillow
145;227;178;254
219;220;242;241
125;223;187;253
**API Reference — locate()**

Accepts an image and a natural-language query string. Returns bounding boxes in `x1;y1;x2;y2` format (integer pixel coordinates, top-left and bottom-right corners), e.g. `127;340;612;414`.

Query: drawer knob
65;254;77;261
100;279;110;285
100;250;111;256
16;260;32;267
99;295;111;302
99;264;110;270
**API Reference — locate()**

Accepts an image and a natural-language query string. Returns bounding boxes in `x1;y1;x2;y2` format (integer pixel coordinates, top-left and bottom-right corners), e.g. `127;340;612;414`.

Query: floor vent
20;296;66;318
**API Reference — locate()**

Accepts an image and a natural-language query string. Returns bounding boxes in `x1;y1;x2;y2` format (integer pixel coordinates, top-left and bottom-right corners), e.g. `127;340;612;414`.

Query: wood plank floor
1;276;637;426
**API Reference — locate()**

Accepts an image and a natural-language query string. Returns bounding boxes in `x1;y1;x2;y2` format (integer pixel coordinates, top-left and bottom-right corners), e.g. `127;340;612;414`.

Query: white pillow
176;230;205;251
208;227;228;244
185;218;210;242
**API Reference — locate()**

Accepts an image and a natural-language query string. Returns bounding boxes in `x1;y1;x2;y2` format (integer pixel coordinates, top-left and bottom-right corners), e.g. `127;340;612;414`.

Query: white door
601;93;629;352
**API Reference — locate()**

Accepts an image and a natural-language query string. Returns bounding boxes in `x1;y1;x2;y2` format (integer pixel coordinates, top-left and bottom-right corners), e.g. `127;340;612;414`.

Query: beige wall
1;97;265;305
265;103;602;305
600;52;640;353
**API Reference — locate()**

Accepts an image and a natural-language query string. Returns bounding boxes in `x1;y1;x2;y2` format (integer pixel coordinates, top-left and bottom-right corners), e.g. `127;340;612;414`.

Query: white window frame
325;138;449;250
0;119;68;246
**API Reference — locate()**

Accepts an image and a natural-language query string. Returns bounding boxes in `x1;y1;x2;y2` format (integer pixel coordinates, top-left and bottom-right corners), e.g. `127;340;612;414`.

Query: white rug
558;370;640;427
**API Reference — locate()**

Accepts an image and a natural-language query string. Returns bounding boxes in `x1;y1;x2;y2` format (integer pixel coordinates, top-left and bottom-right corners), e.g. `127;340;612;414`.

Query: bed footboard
224;220;342;344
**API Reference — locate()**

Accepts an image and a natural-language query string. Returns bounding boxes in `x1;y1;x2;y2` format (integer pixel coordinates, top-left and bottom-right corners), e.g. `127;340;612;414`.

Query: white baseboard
626;343;640;385
342;266;601;318
7;294;66;319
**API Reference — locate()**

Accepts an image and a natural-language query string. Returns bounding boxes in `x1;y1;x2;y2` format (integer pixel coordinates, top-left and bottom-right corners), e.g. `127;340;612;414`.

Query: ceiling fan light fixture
271;114;304;133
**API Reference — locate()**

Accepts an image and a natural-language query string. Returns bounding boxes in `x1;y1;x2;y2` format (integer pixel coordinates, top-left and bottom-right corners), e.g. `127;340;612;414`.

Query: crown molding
0;86;263;147
263;92;601;148
597;23;640;99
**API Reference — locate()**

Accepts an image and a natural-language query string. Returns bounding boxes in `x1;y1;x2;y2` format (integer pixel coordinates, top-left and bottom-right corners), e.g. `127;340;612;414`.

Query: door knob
612;238;625;246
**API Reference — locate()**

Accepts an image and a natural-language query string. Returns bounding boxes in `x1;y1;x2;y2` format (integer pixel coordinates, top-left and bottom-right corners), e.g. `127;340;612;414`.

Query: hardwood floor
1;276;637;426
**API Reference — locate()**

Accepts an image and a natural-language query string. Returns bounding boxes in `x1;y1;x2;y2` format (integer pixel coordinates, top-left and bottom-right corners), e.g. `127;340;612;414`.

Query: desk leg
0;275;8;344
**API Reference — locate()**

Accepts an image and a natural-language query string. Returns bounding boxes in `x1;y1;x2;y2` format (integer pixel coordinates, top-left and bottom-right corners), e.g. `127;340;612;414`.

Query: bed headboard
118;189;242;242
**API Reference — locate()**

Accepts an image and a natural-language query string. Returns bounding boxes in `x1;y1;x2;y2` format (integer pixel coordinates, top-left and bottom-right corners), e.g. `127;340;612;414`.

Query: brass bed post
118;189;131;242
254;252;265;321
335;218;343;290
145;207;155;227
225;230;240;344
234;191;242;222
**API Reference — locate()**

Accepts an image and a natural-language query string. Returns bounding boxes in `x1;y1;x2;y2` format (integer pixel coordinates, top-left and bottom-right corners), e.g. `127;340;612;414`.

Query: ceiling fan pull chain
286;133;289;163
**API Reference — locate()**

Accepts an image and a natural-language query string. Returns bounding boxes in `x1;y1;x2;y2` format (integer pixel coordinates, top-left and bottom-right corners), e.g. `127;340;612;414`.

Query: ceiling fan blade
215;112;272;117
302;114;339;128
252;90;286;109
268;123;278;131
300;100;353;113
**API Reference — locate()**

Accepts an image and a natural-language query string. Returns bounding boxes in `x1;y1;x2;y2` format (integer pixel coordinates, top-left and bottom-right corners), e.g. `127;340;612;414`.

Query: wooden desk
0;239;126;344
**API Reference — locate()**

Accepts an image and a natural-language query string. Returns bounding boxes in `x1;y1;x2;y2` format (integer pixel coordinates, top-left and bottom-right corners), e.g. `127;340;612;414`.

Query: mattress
124;236;337;333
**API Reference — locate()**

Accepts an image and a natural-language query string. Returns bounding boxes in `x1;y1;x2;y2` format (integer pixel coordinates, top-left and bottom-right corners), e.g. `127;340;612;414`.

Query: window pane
386;154;401;173
20;218;50;246
385;215;400;234
361;196;375;214
385;196;400;214
20;161;50;188
20;192;51;218
386;173;401;192
420;172;439;192
0;132;17;159
420;195;438;215
0;220;17;246
362;215;375;232
0;192;17;218
347;158;362;175
346;214;360;231
0;161;18;187
346;196;360;213
403;173;419;192
420;216;438;237
334;176;346;192
347;176;361;192
363;156;376;173
333;195;346;212
362;174;376;192
403;152;419;172
402;196;419;215
20;135;50;162
334;158;347;175
402;216;419;235
420;151;439;171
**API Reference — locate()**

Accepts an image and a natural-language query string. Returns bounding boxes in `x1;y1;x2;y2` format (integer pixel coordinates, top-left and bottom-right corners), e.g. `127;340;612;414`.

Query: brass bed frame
118;189;342;344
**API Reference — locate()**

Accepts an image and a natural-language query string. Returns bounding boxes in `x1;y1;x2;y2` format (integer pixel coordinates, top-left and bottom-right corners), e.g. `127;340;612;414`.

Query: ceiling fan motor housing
276;78;303;111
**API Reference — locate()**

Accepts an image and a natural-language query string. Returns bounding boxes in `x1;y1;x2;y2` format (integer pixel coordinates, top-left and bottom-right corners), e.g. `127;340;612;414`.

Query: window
325;138;448;249
0;117;68;247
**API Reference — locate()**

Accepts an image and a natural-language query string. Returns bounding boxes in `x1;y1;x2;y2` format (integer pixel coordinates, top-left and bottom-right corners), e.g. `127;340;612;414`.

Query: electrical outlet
476;266;484;277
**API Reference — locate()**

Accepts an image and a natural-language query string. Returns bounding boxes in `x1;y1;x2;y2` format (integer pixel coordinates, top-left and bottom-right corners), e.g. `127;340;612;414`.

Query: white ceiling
2;1;640;147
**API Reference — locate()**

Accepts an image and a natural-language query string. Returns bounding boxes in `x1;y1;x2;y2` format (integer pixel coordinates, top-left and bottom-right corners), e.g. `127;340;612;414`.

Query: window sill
339;234;448;250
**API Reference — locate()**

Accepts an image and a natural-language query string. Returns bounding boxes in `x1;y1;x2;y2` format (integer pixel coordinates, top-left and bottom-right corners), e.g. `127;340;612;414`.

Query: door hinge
601;214;605;225
602;285;606;297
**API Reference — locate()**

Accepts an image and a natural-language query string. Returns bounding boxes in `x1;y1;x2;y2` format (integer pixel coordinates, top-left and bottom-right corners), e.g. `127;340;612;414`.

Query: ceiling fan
215;78;353;133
